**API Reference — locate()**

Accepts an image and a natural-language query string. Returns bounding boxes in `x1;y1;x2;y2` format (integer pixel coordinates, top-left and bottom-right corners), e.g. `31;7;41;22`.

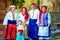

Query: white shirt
3;11;18;25
28;9;39;24
18;13;24;21
29;9;39;19
18;12;28;24
17;25;24;31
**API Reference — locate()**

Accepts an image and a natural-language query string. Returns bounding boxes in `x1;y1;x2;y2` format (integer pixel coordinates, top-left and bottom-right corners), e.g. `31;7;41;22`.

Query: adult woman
18;6;29;39
28;3;39;40
38;5;51;40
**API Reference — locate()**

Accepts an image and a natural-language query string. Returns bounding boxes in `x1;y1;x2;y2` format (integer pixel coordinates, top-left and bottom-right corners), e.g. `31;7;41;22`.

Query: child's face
18;21;22;25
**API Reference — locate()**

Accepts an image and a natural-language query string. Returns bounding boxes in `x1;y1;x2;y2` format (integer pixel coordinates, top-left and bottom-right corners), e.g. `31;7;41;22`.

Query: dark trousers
32;38;38;40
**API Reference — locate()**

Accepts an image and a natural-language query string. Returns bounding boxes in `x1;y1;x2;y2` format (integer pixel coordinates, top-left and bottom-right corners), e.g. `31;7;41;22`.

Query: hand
38;23;40;27
48;24;51;27
4;25;7;28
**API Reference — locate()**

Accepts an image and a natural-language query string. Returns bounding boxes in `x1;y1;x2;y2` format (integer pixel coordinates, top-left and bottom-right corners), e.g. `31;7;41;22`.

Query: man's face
42;7;47;13
31;5;35;10
11;7;15;12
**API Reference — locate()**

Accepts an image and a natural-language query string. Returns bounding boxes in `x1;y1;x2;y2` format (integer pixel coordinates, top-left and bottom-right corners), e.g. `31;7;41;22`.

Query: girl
16;20;24;40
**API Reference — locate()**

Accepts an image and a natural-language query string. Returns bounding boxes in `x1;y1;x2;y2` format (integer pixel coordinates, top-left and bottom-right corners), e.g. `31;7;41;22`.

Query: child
16;20;24;40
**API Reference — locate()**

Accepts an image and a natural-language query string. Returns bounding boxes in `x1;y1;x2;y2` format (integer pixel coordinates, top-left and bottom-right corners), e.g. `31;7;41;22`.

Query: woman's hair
31;3;36;6
22;6;28;13
39;5;47;21
41;5;47;9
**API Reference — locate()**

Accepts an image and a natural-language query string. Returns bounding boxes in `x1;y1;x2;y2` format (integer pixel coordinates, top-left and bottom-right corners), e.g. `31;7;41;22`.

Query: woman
38;5;51;40
18;6;29;39
2;5;18;40
28;3;39;40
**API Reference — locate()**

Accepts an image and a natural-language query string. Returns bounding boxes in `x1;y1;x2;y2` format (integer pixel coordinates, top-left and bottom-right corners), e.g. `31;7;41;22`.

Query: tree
9;0;25;8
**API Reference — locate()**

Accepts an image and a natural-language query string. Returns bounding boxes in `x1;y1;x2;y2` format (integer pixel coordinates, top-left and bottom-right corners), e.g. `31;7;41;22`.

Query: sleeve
26;11;30;25
16;13;19;25
3;13;8;26
18;13;23;21
22;25;24;31
36;10;40;24
48;13;51;24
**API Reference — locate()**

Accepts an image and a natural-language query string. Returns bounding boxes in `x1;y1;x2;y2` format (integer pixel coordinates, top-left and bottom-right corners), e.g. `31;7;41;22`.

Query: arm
3;13;8;28
16;13;19;25
36;10;40;25
48;13;51;27
26;11;30;25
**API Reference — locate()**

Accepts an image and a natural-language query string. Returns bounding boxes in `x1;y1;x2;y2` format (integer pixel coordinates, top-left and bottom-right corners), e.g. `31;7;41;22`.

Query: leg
43;39;46;40
7;24;12;39
11;39;16;40
32;38;38;40
16;32;20;40
11;24;16;39
28;38;32;40
5;39;10;40
24;24;28;39
20;33;24;40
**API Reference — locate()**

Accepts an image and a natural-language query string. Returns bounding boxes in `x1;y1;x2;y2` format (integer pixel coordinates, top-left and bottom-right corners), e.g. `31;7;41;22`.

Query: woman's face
22;8;26;14
31;5;35;10
42;7;47;13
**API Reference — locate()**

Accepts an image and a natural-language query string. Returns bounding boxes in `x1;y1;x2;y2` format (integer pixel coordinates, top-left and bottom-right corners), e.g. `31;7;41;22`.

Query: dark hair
31;3;35;6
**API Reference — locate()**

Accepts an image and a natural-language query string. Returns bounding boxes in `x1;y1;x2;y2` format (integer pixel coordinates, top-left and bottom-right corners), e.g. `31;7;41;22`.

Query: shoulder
6;11;11;15
19;12;22;15
35;9;39;12
29;10;32;12
15;12;18;14
19;12;22;14
28;10;32;15
47;12;50;15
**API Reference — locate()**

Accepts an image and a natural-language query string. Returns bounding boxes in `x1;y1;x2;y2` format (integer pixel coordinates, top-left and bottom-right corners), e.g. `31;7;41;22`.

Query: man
3;5;18;40
28;3;39;40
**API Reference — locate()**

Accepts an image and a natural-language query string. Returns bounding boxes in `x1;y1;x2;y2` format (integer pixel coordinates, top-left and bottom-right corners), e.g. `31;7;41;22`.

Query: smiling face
22;8;26;14
11;7;16;12
41;7;47;13
18;20;22;25
31;4;35;10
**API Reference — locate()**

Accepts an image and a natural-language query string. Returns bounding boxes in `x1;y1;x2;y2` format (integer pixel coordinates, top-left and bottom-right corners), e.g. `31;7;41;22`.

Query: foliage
9;0;25;9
